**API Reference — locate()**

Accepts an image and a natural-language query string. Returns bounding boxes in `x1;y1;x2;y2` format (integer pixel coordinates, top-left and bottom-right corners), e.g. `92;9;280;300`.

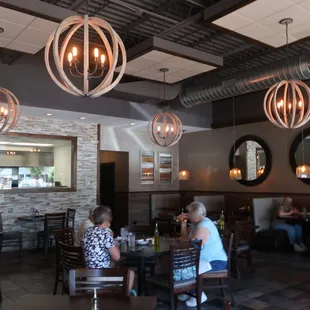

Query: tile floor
0;250;310;309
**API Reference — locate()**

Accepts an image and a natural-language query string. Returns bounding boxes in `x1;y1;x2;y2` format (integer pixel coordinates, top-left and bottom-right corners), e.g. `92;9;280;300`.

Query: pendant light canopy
148;68;183;147
0;87;20;135
179;170;190;180
44;0;126;98
264;18;310;129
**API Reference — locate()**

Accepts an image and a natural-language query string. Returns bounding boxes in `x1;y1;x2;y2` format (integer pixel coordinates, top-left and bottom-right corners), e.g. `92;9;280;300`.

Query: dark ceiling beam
119;0;179;35
158;10;204;38
202;0;255;22
157;0;252;39
69;0;85;10
221;44;253;57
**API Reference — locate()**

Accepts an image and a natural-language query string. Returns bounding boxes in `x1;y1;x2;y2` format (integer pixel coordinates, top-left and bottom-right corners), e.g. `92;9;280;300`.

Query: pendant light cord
233;96;236;167
85;0;89;15
302;128;305;165
164;71;167;108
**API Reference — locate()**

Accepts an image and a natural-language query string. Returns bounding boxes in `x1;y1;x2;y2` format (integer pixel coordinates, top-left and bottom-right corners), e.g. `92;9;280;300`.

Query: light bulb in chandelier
45;13;126;98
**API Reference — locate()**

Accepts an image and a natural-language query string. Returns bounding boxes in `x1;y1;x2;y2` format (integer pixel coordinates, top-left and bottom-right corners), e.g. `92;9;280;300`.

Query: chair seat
201;269;228;279
236;244;250;252
146;273;196;289
1;231;22;240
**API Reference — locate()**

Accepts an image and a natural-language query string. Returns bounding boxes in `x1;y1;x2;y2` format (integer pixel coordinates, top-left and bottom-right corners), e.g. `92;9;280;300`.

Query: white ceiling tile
298;0;310;10
127;57;158;70
237;0;293;22
0;37;10;47
259;5;310;32
0;7;35;26
261;33;295;47
238;22;277;40
124;66;141;74
7;41;41;54
289;23;310;40
213;12;252;31
142;61;184;75
143;50;172;61
29;18;58;33
15;28;51;46
0;20;25;40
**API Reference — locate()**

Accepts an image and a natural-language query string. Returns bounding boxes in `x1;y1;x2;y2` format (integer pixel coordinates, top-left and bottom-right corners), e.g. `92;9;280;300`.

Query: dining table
120;237;174;296
0;295;157;310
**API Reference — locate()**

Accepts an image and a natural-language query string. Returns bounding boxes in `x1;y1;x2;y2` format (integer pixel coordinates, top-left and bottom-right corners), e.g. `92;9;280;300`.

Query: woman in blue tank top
177;201;227;307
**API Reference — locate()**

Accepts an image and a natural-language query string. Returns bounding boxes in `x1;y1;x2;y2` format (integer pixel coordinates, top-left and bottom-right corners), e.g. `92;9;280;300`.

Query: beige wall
179;121;310;193
54;143;72;187
100;151;129;192
100;126;179;192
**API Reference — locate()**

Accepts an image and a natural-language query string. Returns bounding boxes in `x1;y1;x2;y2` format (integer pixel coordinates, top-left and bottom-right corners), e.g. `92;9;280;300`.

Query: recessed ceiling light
0;27;4;34
46;113;52;116
80;117;86;120
130;123;136;126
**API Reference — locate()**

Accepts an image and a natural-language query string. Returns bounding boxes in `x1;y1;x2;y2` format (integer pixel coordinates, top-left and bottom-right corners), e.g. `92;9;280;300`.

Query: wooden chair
66;208;76;229
233;220;254;279
37;213;66;258
53;228;75;295
59;241;85;294
200;233;234;305
69;268;130;296
0;213;22;259
146;240;202;310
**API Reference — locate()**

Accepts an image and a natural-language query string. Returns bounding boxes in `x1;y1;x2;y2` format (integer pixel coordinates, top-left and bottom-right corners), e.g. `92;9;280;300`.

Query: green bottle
219;210;225;231
154;222;160;248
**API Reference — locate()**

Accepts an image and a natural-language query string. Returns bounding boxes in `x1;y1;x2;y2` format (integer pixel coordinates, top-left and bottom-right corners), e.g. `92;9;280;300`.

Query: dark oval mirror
289;128;310;184
229;135;272;186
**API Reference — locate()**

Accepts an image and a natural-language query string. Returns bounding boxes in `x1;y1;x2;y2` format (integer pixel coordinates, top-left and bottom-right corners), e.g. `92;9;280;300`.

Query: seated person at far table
75;205;113;246
272;197;307;252
82;205;135;290
177;201;227;307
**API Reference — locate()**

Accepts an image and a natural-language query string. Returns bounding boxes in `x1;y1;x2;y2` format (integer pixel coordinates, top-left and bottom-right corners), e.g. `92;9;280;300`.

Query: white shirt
75;218;93;246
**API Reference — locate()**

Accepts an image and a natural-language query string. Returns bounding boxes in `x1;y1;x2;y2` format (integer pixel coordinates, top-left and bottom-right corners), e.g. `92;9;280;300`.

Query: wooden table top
120;238;174;258
1;295;156;310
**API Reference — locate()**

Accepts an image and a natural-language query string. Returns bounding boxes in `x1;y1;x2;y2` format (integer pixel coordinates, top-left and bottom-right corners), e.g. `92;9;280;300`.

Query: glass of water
121;227;128;242
128;232;136;249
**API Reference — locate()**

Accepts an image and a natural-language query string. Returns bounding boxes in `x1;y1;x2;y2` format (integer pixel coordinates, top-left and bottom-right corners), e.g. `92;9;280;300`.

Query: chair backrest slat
222;233;234;277
54;228;74;246
234;220;252;245
59;241;85;271
66;208;76;228
69;268;129;297
169;240;202;272
44;213;66;232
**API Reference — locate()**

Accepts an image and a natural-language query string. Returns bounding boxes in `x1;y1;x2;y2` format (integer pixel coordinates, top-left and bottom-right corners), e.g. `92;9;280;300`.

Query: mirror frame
289;128;310;185
229;135;272;186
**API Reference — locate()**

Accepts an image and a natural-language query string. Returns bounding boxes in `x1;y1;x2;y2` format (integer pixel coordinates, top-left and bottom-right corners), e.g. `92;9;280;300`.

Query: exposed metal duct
179;54;310;108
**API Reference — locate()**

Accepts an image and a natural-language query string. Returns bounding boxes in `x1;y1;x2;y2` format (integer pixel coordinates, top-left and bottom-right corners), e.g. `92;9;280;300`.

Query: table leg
138;257;145;296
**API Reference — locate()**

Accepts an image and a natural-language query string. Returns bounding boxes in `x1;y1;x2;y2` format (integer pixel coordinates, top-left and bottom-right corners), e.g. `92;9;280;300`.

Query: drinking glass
128;232;136;249
121;227;128;242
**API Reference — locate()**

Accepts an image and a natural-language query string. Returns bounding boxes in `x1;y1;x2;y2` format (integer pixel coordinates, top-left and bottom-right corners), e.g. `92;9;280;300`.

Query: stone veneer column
0;117;98;249
246;141;260;180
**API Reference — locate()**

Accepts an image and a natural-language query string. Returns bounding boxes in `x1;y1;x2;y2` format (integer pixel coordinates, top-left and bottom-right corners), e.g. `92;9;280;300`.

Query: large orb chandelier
44;2;126;98
148;110;183;147
148;68;183;147
264;18;310;129
0;87;20;135
264;80;310;129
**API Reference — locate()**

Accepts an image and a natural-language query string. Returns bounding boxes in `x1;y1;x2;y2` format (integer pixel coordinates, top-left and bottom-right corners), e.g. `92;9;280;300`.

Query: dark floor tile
240;299;269;309
262;307;288;310
269;288;304;299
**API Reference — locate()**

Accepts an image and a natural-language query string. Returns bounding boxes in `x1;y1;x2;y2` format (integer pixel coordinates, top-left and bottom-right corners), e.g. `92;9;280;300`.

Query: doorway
100;163;115;207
